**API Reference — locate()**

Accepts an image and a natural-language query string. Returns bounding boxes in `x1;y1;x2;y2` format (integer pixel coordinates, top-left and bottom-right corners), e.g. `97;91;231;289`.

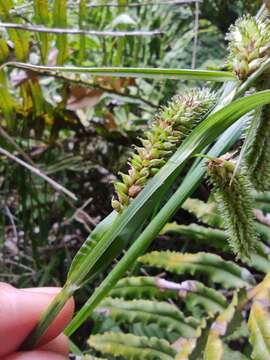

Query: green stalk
65;118;245;335
21;284;74;349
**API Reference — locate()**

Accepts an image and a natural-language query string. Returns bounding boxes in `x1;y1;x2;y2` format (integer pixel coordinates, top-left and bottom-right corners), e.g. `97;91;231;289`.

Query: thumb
0;283;74;357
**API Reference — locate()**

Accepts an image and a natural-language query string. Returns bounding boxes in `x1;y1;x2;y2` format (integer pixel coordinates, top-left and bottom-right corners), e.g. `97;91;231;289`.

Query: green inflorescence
112;88;216;212
226;14;270;80
207;156;257;260
245;105;270;191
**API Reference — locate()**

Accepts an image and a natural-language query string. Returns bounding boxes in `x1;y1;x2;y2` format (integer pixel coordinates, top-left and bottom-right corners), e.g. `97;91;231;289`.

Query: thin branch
0;125;35;166
5;64;158;109
0;146;78;201
86;0;202;7
12;0;201;12
191;1;200;69
65;197;98;231
4;205;18;244
0;22;162;37
46;72;158;109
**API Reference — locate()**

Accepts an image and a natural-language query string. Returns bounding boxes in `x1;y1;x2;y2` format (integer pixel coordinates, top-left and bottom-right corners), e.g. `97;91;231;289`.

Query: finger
4;350;67;360
0;283;74;357
38;334;69;356
20;288;74;346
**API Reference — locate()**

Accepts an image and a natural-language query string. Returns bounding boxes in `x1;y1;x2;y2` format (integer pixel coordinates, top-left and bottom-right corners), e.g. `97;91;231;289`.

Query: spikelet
112;88;216;212
207;155;257;260
226;15;270;80
245;105;270;191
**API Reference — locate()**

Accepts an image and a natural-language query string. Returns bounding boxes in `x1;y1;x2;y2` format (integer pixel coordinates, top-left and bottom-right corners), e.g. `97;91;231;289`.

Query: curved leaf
109;277;227;314
204;292;240;360
96;298;198;338
248;295;270;360
88;332;176;360
139;251;254;289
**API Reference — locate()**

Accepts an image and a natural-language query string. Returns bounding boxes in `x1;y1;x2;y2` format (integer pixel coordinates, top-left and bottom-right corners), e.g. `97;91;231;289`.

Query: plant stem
21;284;75;350
0;22;163;37
0;146;77;201
65;118;244;335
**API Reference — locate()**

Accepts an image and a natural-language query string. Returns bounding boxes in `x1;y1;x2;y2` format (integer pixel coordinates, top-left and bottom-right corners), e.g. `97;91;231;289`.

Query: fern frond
204;291;241;360
207;156;257;260
162;222;270;273
161;223;227;248
96;298;199;338
139;251;255;288
88;332;176;360
109;277;227;314
174;318;212;360
174;338;197;360
248;284;270;360
182;198;223;227
112;88;216;212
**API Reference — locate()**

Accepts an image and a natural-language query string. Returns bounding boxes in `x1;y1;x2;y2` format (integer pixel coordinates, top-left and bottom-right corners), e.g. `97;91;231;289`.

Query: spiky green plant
244;105;270;191
112;88;216;212
226;14;270;80
226;14;270;192
207;155;257;260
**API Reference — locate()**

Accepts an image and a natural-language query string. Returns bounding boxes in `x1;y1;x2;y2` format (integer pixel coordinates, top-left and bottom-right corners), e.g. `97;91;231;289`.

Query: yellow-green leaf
53;0;67;65
34;0;50;63
248;291;270;360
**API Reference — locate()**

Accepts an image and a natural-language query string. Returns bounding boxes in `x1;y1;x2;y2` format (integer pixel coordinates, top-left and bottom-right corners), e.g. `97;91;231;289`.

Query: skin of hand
0;282;75;360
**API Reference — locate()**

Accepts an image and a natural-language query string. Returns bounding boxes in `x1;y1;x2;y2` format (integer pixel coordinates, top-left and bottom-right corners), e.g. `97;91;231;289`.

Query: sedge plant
12;3;270;357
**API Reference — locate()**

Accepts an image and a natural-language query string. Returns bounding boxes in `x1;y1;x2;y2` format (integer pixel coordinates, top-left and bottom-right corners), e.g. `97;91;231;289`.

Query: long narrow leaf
34;0;50;63
53;0;67;65
1;62;236;81
0;0;29;61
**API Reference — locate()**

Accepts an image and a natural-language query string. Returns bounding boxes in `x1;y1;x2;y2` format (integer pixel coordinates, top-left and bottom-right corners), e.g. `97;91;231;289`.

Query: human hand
0;282;74;360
